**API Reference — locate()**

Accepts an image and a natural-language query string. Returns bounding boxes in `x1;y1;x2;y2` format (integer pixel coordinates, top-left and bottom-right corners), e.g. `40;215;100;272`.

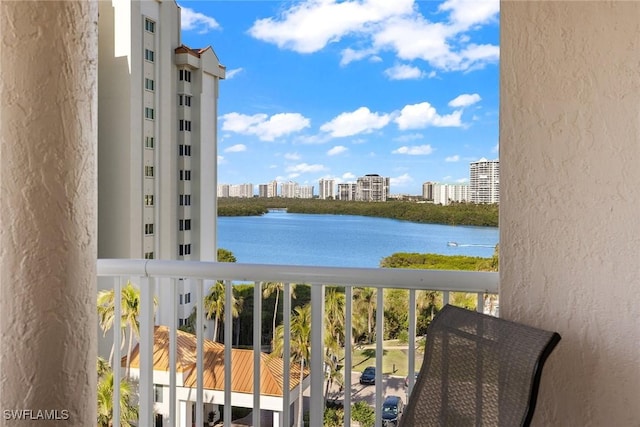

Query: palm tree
204;281;242;342
324;288;345;403
97;281;157;377
272;304;311;427
262;282;297;345
97;357;139;427
353;288;376;343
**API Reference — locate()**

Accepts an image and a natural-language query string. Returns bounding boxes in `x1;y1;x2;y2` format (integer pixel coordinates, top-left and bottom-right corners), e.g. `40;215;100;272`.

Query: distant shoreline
218;197;499;228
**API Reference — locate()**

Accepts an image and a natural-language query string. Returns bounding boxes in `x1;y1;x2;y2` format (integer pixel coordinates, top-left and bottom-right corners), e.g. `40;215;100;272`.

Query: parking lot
324;370;409;408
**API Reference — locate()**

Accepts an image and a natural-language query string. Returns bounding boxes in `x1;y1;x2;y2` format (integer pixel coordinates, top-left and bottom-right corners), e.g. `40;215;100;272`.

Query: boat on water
447;241;459;247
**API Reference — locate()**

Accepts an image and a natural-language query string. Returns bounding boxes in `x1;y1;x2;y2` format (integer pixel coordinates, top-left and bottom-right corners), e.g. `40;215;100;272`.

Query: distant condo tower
469;158;500;204
97;0;225;325
319;178;336;199
356;174;390;202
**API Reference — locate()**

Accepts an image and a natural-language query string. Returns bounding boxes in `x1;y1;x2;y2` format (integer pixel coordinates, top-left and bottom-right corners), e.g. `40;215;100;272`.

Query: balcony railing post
253;281;262;427
408;288;416;396
309;284;325;427
283;282;292;427
196;279;204;427
112;277;122;427
139;276;154;427
169;279;178;427
343;286;353;426
375;288;384;427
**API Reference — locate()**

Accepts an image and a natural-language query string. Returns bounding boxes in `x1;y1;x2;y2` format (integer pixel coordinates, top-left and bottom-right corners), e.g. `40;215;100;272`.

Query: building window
145;166;154;177
185;292;191;304
178;95;192;107
144;252;154;259
144;194;154;206
145;136;154;148
179;219;192;231
144;49;155;62
179;294;183;305
179;145;192;156
145;18;156;33
154;385;163;403
144;223;154;235
179;170;191;181
145;107;155;120
178;244;191;256
179;69;191;82
179;194;191;206
145;78;155;91
179;120;191;132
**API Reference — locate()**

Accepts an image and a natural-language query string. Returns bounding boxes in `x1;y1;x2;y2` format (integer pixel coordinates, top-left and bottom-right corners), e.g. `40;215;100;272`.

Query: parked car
381;395;404;426
359;366;375;385
404;371;419;388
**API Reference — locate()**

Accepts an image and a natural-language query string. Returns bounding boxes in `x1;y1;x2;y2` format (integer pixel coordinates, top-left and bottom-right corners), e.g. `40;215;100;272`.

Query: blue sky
178;0;499;195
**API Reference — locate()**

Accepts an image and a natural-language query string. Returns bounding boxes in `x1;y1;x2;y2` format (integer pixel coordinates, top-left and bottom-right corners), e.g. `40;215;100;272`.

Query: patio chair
400;304;561;427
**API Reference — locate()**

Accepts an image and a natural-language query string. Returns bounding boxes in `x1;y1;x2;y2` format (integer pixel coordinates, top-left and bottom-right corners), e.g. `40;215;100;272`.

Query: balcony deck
97;259;498;427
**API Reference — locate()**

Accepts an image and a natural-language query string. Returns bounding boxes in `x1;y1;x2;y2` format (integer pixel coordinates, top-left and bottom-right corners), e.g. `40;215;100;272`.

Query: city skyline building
318;178;336;200
469;158;500;204
355;174;390;202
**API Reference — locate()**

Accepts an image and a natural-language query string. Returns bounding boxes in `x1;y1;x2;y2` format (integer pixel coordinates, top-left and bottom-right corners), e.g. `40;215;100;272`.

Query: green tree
263;282;297;345
272;304;312;427
353;288;376;343
97;281;157;377
217;247;237;263
204;281;243;342
351;401;375;427
97;357;138;427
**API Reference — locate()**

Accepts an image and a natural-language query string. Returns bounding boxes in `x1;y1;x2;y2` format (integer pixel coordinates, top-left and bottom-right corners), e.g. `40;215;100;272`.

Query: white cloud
390;173;413;187
221;112;310;141
288;173;301;179
449;93;481;108
393;133;424;142
384;64;425;80
492;142;499;153
327;146;348;156
456;178;468;183
217;155;225;163
246;0;498;73
340;47;378;67
286;163;327;174
181;7;221;34
439;0;499;29
284;152;301;160
320;107;391;137
248;0;414;54
342;172;356;180
392;145;434;155
445;155;460;162
225;68;244;79
224;144;247;153
395;102;462;130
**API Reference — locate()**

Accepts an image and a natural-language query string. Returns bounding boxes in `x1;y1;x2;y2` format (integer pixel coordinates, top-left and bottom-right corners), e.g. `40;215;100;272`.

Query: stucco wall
0;1;97;425
501;2;640;425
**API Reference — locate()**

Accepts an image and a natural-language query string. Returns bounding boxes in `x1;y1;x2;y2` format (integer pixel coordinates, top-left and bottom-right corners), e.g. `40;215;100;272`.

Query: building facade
355;174;390;202
98;0;225;325
318;179;335;199
337;183;356;201
422;181;434;201
469;158;499;204
432;183;470;205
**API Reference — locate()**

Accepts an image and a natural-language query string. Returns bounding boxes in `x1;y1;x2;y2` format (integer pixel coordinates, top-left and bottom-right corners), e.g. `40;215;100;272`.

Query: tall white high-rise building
356;174;390;201
469;158;500;204
229;183;254;198
432;183;470;205
98;0;225;325
319;179;335;199
338;183;357;201
280;181;298;198
298;185;314;199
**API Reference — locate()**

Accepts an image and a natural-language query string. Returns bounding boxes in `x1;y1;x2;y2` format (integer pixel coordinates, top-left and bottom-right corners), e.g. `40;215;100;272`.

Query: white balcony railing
97;259;499;427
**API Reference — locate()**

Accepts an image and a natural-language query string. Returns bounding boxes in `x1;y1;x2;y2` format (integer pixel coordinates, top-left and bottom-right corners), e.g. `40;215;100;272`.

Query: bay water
218;211;499;268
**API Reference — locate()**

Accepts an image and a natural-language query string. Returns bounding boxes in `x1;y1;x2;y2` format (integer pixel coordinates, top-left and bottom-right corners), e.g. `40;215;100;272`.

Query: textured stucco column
501;1;640;425
0;2;97;426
